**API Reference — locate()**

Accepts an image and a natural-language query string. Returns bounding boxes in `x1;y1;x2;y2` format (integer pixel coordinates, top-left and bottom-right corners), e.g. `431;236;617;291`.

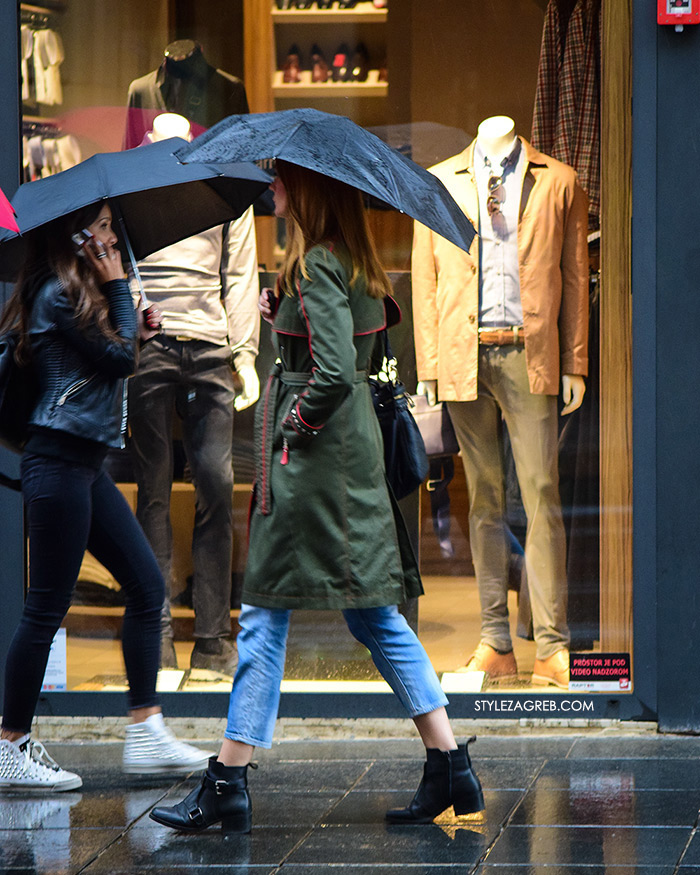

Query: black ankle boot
150;756;255;834
385;737;484;823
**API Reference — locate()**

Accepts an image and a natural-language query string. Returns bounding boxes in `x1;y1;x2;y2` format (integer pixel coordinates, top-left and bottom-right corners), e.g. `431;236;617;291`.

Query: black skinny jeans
2;453;165;734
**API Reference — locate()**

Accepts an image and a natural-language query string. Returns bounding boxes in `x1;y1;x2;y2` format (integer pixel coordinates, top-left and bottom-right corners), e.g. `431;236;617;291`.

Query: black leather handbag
369;330;429;500
0;331;38;454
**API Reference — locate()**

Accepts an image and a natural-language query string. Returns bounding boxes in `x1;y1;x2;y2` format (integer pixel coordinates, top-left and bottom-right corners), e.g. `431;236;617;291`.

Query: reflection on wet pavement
1;734;700;872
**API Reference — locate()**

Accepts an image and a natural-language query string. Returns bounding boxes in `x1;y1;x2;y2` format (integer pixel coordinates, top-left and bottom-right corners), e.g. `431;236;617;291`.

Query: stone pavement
3;729;700;873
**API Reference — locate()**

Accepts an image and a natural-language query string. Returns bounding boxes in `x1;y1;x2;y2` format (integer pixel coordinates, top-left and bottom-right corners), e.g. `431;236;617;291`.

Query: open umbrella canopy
0;137;270;281
175;108;476;253
0;185;19;234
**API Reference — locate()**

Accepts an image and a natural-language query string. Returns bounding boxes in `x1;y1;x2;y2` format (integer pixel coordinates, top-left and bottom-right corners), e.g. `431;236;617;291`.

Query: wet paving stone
4;735;700;872
286;823;490;866
569;736;700;760
0;828;122;873
485;825;692;867
84;826;310;871
535;757;700;791
678;830;700;865
510;788;700;827
476;867;677;875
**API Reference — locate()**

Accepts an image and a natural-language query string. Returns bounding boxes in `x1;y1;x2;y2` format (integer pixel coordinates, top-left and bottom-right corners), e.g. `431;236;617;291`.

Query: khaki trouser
447;345;569;660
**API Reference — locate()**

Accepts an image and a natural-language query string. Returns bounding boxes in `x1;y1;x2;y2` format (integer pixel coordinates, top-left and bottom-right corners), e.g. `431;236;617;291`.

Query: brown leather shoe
311;44;329;83
532;649;570;690
457;642;518;681
282;45;302;83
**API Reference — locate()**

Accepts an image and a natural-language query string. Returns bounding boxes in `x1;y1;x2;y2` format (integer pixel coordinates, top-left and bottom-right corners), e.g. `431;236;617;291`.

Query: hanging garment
123;53;248;150
21;25;34;101
54;135;82;172
552;0;587;165
571;0;601;225
531;0;562;154
26;135;45;180
532;0;601;231
32;29;64;105
41;138;60;176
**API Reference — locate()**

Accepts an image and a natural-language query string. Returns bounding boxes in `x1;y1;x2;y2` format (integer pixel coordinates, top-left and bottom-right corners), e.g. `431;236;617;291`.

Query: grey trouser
447;345;569;660
128;336;235;641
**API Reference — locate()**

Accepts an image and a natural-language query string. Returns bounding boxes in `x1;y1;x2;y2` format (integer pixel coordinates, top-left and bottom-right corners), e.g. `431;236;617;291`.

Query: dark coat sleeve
281;248;357;447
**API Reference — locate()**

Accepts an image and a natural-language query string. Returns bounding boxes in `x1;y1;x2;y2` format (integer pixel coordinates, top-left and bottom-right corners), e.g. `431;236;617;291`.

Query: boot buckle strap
188;806;206;827
204;774;242;795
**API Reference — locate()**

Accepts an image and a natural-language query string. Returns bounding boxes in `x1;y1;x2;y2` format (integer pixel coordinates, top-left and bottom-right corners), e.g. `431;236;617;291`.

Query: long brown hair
0;201;123;364
276;160;391;300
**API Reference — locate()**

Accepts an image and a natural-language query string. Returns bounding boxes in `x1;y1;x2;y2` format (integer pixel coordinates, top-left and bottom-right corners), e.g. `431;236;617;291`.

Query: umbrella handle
112;203;150;307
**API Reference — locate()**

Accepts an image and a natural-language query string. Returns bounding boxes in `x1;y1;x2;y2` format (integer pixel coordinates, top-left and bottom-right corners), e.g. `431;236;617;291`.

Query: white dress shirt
474;138;527;328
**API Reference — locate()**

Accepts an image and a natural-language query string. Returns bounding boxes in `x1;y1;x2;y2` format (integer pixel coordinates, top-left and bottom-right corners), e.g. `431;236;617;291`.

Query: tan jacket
412;137;589;400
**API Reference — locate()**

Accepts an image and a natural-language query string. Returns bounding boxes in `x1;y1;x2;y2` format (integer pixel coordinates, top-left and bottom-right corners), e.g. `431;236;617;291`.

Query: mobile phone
264;286;280;318
71;228;94;257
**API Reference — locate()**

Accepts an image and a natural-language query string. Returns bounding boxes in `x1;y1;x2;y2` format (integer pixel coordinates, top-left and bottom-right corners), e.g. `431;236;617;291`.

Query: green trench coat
242;244;423;610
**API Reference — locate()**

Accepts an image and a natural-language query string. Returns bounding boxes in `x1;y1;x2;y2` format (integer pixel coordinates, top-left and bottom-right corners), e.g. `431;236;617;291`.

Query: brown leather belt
478;327;525;346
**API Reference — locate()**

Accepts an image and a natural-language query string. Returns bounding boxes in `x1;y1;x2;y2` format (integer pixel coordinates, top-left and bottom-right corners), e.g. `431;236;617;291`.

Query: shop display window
12;0;632;711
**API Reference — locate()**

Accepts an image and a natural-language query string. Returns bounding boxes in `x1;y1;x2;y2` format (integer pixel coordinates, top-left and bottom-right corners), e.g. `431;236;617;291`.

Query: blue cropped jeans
225;604;449;748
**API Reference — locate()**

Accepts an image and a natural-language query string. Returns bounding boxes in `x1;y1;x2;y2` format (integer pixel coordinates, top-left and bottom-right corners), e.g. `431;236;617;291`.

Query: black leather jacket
27;276;138;448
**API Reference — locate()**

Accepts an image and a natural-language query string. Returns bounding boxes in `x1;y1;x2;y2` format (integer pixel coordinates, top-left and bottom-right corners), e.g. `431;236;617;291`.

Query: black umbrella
174;108;476;253
0;137;271;286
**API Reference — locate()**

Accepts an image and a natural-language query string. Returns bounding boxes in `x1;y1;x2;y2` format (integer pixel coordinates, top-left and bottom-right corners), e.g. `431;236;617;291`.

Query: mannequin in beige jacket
413;116;589;690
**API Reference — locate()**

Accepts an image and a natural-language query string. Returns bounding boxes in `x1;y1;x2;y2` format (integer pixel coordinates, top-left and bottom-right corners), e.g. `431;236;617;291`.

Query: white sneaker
122;713;214;775
0;737;83;792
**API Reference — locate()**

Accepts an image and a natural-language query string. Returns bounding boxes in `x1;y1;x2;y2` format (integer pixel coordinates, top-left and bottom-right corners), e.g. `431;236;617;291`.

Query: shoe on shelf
350;42;369;81
282;44;302;82
332;43;351;81
0;737;82;792
532;649;570;690
123;713;214;775
311;44;330;82
457;641;518;681
190;637;239;676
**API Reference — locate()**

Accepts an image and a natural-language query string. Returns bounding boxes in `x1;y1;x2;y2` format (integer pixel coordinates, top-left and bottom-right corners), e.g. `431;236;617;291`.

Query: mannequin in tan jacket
413;116;589;690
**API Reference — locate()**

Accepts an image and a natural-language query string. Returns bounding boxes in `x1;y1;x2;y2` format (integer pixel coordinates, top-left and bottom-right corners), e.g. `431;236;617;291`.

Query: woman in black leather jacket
0;201;213;792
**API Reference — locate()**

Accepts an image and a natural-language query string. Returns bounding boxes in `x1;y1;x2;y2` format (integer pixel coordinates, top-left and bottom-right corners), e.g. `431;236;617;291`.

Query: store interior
18;0;623;697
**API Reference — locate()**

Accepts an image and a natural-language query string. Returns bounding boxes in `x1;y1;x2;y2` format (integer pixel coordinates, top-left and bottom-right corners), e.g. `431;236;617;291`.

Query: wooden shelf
21;1;66;13
273;68;387;97
272;3;387;24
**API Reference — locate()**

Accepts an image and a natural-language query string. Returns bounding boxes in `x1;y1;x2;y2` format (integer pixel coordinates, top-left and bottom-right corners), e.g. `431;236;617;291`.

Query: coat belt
256;366;369;515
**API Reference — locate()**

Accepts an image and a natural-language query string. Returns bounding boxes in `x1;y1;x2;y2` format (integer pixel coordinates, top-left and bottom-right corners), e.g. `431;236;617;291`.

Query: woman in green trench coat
150;160;485;836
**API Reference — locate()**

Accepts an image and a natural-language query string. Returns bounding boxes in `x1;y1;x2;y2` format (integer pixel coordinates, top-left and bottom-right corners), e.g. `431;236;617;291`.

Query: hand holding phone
259;287;280;324
71;228;94;258
74;229;124;282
